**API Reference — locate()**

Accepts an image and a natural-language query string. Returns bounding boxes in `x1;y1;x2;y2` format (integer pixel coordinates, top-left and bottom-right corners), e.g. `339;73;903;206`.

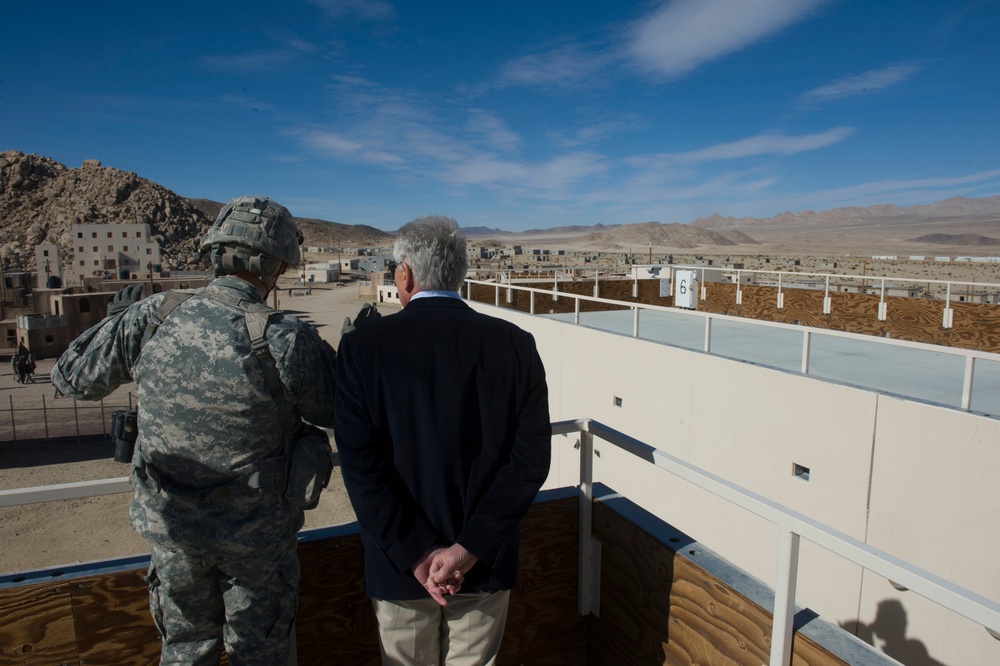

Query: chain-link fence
2;393;135;443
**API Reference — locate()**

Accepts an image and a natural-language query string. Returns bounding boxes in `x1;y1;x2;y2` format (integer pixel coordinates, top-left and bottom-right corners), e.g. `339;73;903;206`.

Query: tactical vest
131;289;332;507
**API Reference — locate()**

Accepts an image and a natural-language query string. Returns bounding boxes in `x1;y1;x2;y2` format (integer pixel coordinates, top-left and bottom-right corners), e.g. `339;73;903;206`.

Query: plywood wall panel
0;582;76;665
590;501;853;666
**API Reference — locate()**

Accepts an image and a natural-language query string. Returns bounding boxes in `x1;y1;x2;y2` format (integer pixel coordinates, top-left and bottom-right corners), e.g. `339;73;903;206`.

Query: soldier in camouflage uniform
51;197;337;665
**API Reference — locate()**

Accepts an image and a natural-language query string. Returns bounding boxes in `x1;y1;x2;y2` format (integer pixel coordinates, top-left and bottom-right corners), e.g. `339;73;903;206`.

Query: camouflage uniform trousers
146;536;300;666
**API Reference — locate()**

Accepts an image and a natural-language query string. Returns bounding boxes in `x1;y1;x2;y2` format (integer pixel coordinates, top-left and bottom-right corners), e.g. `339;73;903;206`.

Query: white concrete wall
469;300;1000;666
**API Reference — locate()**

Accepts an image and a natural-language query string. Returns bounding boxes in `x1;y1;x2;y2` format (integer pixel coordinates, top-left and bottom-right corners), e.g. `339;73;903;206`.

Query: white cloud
496;0;827;90
551;115;645;149
465;110;521;152
292;127;405;165
200;39;319;73
441;152;607;196
798;62;925;105
628;0;828;78
200;50;300;73
307;0;394;20
497;41;617;89
628;127;854;167
802;169;1000;204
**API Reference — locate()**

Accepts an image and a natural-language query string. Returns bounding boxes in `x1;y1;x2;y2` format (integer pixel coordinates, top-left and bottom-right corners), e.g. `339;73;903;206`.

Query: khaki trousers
372;590;511;666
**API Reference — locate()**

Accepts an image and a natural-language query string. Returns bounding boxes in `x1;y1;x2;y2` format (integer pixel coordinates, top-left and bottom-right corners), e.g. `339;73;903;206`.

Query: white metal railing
551;418;1000;666
464;279;1000;415
2;422;998;664
468;263;1000;303
668;263;1000;302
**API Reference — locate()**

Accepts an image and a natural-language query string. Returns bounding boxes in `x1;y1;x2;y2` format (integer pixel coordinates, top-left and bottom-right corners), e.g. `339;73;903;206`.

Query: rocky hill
581;221;755;250
0;151;391;272
690;196;1000;231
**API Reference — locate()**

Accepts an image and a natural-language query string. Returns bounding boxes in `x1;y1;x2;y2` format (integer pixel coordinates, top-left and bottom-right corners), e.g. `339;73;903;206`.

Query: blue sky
3;1;999;232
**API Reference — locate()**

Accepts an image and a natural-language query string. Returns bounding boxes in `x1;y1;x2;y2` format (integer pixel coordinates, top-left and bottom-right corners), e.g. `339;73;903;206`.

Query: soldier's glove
107;284;144;318
340;302;381;336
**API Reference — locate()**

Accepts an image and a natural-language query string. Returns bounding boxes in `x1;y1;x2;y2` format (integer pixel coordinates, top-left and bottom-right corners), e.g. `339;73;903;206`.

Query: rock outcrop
0;151;211;272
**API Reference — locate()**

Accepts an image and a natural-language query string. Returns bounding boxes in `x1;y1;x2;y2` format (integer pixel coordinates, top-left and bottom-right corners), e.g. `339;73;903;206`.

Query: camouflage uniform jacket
51;275;337;555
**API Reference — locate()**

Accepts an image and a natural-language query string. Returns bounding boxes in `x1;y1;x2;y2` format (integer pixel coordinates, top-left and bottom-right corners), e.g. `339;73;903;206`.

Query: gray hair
393;216;468;292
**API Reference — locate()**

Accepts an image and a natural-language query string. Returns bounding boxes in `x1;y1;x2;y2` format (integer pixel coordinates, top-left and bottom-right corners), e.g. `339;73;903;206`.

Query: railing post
42;393;49;442
530;290;535;315
494;281;500;307
8;395;15;442
770;527;800;666
801;330;811;374
878;278;888;321
574;296;580;325
704;316;712;354
961;355;975;411
633;306;639;337
578;428;594;616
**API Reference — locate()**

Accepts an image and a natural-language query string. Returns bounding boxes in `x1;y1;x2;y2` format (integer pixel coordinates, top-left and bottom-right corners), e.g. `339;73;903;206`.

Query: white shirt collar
409;290;461;301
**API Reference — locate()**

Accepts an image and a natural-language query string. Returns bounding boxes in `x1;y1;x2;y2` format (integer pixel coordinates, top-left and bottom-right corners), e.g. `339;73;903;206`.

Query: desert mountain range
2;150;1000;271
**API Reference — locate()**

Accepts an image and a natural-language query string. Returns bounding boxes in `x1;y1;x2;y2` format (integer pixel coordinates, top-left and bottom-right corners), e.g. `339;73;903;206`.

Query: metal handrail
551;418;1000;666
465;278;1000;413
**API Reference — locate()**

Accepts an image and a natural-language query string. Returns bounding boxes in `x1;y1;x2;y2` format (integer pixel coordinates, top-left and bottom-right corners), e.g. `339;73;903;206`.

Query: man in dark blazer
334;215;551;665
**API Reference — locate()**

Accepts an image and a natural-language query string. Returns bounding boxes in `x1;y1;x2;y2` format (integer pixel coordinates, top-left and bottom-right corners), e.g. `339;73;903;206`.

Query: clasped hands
413;544;479;606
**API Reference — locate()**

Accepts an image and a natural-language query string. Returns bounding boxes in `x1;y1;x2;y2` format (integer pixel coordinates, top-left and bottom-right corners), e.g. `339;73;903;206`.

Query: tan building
71;223;161;280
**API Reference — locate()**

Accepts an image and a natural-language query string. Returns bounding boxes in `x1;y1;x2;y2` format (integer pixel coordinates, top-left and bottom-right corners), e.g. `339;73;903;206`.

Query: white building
34;244;62;286
303;262;341;283
70;223;161;280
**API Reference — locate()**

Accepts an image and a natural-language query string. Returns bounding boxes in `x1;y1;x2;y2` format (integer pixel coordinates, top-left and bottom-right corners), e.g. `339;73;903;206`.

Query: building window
77;232;83;239
146;248;152;255
79;298;91;313
108;245;114;252
92;246;98;252
43;250;49;257
122;232;128;238
107;232;113;238
136;232;142;238
79;260;85;266
91;232;97;238
123;245;128;251
79;246;84;253
94;260;100;266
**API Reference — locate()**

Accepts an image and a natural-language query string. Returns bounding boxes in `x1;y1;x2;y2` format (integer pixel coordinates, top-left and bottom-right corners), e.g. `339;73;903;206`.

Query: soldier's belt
132;451;286;502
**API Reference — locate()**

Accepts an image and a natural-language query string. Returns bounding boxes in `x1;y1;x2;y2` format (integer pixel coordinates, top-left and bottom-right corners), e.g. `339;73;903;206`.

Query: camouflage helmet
200;196;303;279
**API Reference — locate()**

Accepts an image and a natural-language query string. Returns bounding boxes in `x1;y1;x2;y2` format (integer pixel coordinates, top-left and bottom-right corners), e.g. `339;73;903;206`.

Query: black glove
107;284;144;318
340;302;381;336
